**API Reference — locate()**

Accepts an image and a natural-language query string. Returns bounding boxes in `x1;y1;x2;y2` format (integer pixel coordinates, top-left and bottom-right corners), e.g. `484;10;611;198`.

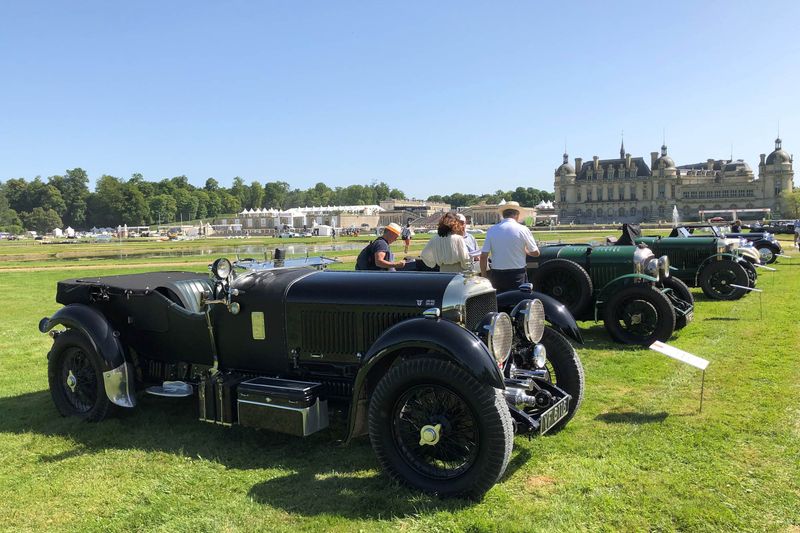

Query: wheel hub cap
419;423;442;446
66;370;77;393
630;314;642;325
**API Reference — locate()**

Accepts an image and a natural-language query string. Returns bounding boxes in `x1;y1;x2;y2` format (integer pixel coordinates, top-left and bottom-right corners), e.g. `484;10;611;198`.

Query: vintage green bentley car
616;224;759;300
526;243;693;345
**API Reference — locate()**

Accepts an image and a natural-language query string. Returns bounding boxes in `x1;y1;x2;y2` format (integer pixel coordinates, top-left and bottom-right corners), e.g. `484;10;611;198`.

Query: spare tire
530;258;593;316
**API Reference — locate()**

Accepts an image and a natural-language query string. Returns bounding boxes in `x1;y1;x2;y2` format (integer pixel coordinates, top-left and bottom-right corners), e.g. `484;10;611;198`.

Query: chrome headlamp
211;258;232;280
484;312;513;366
657;255;670;278
513;299;545;344
644;257;659;278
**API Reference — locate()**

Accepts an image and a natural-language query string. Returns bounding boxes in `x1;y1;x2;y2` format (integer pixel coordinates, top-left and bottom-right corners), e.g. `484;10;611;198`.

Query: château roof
576;157;651;180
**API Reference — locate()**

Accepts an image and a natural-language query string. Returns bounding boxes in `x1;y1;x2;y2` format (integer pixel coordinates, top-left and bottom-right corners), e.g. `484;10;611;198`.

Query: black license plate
539;396;569;435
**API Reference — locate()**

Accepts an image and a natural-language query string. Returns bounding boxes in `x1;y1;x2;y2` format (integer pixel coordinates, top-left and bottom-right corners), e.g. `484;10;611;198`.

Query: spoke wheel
657;276;694;330
60;347;99;414
602;285;675;345
757;246;776;264
531;259;593;316
48;330;114;422
699;260;748;300
392;385;479;480
368;358;513;499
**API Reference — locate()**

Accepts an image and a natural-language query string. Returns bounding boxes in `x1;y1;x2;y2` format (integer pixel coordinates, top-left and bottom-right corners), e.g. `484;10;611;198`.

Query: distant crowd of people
355;201;540;291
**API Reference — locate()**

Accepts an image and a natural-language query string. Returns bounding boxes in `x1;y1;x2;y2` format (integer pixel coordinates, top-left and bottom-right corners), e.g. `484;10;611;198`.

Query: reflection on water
65;242;366;261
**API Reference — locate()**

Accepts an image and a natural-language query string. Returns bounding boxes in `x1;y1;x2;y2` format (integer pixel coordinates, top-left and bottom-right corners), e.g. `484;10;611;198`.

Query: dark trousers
489;268;527;293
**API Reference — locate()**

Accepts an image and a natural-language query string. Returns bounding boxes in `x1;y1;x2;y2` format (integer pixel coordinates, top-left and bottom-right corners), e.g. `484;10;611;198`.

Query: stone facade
460;202;537;226
554;139;794;223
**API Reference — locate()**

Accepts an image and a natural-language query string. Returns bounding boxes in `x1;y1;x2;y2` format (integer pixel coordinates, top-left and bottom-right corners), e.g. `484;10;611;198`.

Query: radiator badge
251;312;266;340
416;299;423;306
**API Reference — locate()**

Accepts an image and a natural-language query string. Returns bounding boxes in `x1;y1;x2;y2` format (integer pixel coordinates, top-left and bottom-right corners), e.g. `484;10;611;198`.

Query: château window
587;190;592;201
577;190;582;202
561;190;566;202
658;183;666;199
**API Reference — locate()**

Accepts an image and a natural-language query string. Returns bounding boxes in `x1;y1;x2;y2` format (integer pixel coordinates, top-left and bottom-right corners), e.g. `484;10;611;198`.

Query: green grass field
0;236;798;532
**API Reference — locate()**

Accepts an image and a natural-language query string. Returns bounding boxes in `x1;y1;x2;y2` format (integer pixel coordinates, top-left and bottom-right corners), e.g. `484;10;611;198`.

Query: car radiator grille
464;293;497;331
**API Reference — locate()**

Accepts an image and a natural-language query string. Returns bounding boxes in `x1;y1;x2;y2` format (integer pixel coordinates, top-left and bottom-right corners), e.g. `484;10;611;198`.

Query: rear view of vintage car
526;243;692;345
620;224;759;300
38;260;584;499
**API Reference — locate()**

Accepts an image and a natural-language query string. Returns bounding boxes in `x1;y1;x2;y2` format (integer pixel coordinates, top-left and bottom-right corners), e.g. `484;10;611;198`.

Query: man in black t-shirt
356;223;406;271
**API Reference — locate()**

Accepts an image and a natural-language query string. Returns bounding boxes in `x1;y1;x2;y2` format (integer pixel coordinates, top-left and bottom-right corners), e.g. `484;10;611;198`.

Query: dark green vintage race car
616;224;759;301
526;242;693;345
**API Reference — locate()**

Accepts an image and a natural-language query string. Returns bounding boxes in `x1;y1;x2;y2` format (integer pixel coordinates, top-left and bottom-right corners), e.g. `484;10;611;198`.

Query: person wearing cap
455;213;480;259
479;201;539;291
355;223;407;271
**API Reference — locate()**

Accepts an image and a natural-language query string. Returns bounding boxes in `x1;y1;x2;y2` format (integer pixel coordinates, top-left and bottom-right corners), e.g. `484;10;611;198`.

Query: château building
553;138;794;223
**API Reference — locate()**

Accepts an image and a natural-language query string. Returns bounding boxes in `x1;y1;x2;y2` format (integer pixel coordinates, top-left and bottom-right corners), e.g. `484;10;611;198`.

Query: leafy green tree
48;168;90;227
230;177;248;207
205;190;224;217
204;178;220;192
263;181;290;209
0;187;23;233
173;188;199;221
219;191;241;214
248;181;265;208
193;190;210;219
21;207;62;234
780;189;800;218
148;194;177;224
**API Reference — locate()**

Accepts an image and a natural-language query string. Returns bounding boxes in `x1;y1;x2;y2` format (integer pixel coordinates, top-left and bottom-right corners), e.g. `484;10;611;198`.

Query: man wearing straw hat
355;223;407;271
479;201;540;291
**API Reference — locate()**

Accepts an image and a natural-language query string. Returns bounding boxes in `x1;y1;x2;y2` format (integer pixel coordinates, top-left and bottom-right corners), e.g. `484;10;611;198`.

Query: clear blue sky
1;1;798;199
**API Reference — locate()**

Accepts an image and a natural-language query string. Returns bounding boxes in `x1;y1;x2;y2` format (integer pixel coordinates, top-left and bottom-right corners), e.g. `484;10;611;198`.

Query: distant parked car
668;224;783;264
618;224;759;300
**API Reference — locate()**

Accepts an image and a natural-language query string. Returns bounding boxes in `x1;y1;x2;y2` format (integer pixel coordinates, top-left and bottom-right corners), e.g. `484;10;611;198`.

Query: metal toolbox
237;377;329;436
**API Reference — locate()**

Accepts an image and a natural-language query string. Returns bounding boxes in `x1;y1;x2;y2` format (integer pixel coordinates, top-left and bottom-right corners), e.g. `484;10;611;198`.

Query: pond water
63;242;367;261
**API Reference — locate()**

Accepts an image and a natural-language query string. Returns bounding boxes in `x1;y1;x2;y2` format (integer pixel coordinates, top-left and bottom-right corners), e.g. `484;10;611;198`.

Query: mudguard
344;316;504;442
497;290;583;344
595;273;658;309
39;304;135;408
695;253;748;284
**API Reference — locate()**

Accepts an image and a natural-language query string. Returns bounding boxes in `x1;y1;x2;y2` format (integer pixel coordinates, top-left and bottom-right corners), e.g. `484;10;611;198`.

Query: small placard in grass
649;341;709;370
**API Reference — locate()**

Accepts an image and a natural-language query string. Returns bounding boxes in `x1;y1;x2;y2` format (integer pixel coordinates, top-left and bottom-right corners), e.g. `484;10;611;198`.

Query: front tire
757;245;778;264
47;330;113;422
602;285;676;345
368;358;513;499
699;260;749;300
520;327;584;432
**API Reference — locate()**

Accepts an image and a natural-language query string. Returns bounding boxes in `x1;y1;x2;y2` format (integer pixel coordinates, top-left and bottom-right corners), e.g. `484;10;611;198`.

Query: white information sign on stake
649;341;709;370
649;341;710;412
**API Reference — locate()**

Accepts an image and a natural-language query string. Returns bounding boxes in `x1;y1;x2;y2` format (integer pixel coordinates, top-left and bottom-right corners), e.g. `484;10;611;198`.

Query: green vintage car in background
616;224;759;301
526;243;693;345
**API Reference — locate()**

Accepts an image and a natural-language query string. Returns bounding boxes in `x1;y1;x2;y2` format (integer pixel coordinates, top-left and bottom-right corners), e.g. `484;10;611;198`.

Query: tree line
0;168;553;234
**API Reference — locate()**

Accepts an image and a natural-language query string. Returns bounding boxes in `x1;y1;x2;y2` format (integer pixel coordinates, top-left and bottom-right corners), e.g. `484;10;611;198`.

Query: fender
595;274;658;312
344;316;504;442
497;290;583;344
39;304;135;408
695;253;746;285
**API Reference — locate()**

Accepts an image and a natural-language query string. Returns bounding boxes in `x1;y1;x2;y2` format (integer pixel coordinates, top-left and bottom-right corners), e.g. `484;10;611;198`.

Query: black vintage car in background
39;259;584;499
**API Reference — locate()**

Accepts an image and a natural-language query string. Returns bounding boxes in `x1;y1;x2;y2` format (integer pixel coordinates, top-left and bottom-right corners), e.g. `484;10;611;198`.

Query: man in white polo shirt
479;201;540;291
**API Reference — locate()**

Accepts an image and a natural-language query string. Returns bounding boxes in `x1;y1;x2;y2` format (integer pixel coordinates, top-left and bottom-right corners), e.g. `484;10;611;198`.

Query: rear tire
699;260;749;300
368;358;513;499
47;330;113;422
602;285;676;345
657;277;694;330
530;259;593;316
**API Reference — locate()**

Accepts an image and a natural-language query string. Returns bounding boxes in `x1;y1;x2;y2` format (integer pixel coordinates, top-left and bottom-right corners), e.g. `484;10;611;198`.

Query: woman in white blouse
420;212;471;272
